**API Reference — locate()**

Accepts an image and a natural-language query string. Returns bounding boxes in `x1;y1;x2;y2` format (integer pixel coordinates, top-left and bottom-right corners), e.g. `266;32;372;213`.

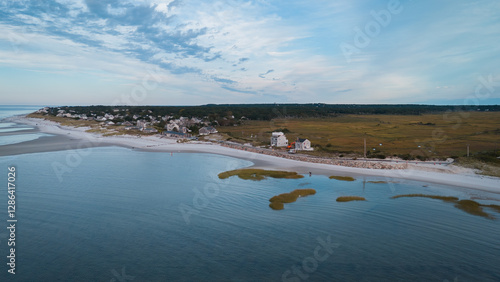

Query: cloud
259;69;274;78
0;0;499;105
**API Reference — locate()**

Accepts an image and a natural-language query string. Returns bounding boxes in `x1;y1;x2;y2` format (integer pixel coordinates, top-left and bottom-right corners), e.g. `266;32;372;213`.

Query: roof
297;138;308;142
165;131;186;136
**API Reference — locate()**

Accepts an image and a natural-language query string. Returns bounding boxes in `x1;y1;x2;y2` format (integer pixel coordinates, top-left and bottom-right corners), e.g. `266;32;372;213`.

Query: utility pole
467;144;470;157
364;138;367;159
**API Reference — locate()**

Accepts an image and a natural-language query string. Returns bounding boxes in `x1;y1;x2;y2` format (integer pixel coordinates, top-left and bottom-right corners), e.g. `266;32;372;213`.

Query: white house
199;126;218;135
270;132;288;147
295;138;313;151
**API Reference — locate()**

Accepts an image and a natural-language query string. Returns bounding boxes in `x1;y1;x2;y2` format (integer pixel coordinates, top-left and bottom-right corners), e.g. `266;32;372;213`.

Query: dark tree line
49;104;500;121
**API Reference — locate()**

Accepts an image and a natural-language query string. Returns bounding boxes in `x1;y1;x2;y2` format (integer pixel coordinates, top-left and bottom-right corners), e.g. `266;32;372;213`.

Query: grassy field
218;112;500;159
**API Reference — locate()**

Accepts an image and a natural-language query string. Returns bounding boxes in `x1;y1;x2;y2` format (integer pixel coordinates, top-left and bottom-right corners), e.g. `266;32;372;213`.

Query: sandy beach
4;115;500;193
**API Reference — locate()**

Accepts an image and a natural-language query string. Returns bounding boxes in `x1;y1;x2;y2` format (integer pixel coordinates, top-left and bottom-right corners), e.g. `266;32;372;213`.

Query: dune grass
336;196;366;202
269;189;316;210
329;176;355;181
219;169;304;181
391;194;498;219
367;181;388;184
390;194;459;202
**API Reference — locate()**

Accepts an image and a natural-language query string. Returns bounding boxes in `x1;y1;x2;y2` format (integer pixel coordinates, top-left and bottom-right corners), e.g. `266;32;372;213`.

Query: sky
0;0;499;106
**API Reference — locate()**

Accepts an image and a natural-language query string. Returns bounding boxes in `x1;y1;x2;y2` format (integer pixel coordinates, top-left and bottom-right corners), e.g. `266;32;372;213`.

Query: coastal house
165;123;180;132
164;131;191;138
122;121;133;126
295;138;313;151
125;126;141;131
136;120;148;129
142;127;158;133
199;126;218;136
270;132;288;147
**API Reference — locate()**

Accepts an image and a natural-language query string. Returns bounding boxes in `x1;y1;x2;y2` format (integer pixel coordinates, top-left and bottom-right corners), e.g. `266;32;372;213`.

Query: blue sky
0;0;499;105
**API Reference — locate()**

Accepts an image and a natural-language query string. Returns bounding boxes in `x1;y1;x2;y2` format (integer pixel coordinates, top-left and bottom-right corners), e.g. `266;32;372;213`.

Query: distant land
44;104;500;121
28;104;500;177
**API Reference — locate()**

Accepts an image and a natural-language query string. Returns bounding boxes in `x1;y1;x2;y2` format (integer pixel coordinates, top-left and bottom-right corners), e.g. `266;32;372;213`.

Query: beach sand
4;115;500;193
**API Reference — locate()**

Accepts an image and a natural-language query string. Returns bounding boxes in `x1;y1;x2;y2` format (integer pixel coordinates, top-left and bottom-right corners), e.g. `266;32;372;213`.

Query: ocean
0;107;500;281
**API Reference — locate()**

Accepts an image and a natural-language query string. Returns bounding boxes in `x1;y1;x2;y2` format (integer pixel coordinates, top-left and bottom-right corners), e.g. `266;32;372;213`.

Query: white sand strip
8;115;500;193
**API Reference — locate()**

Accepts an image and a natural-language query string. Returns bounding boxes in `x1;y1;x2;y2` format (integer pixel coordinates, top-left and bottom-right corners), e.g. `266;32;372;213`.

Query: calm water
0;106;499;281
0;106;52;146
0;146;499;281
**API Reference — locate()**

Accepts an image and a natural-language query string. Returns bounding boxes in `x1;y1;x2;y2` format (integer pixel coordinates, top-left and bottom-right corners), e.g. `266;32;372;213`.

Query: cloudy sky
1;0;499;105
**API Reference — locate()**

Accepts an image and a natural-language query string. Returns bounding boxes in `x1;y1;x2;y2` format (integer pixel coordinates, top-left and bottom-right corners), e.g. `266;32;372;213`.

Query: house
295;138;313;151
165;123;180;132
125;126;141;131
199;126;218;135
142;128;158;133
136;120;148;129
164;131;191;138
270;132;288;147
122;121;133;126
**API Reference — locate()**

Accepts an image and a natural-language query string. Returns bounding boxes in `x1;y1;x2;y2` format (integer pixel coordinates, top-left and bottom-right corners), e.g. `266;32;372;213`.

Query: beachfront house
199;126;218;136
270;132;288;147
164;131;191;138
142;128;158;133
295;138;313;151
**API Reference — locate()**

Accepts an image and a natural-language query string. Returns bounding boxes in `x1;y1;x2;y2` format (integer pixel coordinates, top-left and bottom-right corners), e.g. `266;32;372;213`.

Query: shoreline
3;115;500;193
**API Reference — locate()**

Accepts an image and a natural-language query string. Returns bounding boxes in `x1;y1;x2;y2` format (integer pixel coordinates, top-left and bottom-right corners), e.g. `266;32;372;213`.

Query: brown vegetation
269;189;316;210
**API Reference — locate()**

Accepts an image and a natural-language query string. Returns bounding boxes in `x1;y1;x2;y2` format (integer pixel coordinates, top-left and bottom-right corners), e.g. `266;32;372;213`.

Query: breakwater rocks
220;143;408;170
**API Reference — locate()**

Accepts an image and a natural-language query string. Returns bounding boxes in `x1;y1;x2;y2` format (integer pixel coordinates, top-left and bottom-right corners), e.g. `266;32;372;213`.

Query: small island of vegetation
269;189;316;210
336;196;366;202
329;176;355;181
218;169;304;181
391;194;500;219
390;194;459;202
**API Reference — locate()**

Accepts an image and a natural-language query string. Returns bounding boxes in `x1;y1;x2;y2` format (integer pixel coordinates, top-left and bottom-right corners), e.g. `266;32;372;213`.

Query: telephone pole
467;144;470;157
364;138;367;159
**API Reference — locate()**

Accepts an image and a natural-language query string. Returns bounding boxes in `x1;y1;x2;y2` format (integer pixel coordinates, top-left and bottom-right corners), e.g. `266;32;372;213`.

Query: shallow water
0;146;499;281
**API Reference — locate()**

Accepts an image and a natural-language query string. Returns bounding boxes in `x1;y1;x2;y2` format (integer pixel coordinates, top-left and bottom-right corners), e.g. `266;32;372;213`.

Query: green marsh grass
391;194;497;219
390;194;459;202
336;196;366;202
268;189;316;210
329;176;355;181
219;169;304;181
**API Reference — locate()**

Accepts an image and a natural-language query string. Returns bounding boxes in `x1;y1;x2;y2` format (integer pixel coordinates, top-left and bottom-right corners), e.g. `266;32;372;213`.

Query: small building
199;126;218;136
122;121;133;126
125;126;141;131
270;132;288;147
142;127;158;133
164;131;191;138
295;138;313;151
